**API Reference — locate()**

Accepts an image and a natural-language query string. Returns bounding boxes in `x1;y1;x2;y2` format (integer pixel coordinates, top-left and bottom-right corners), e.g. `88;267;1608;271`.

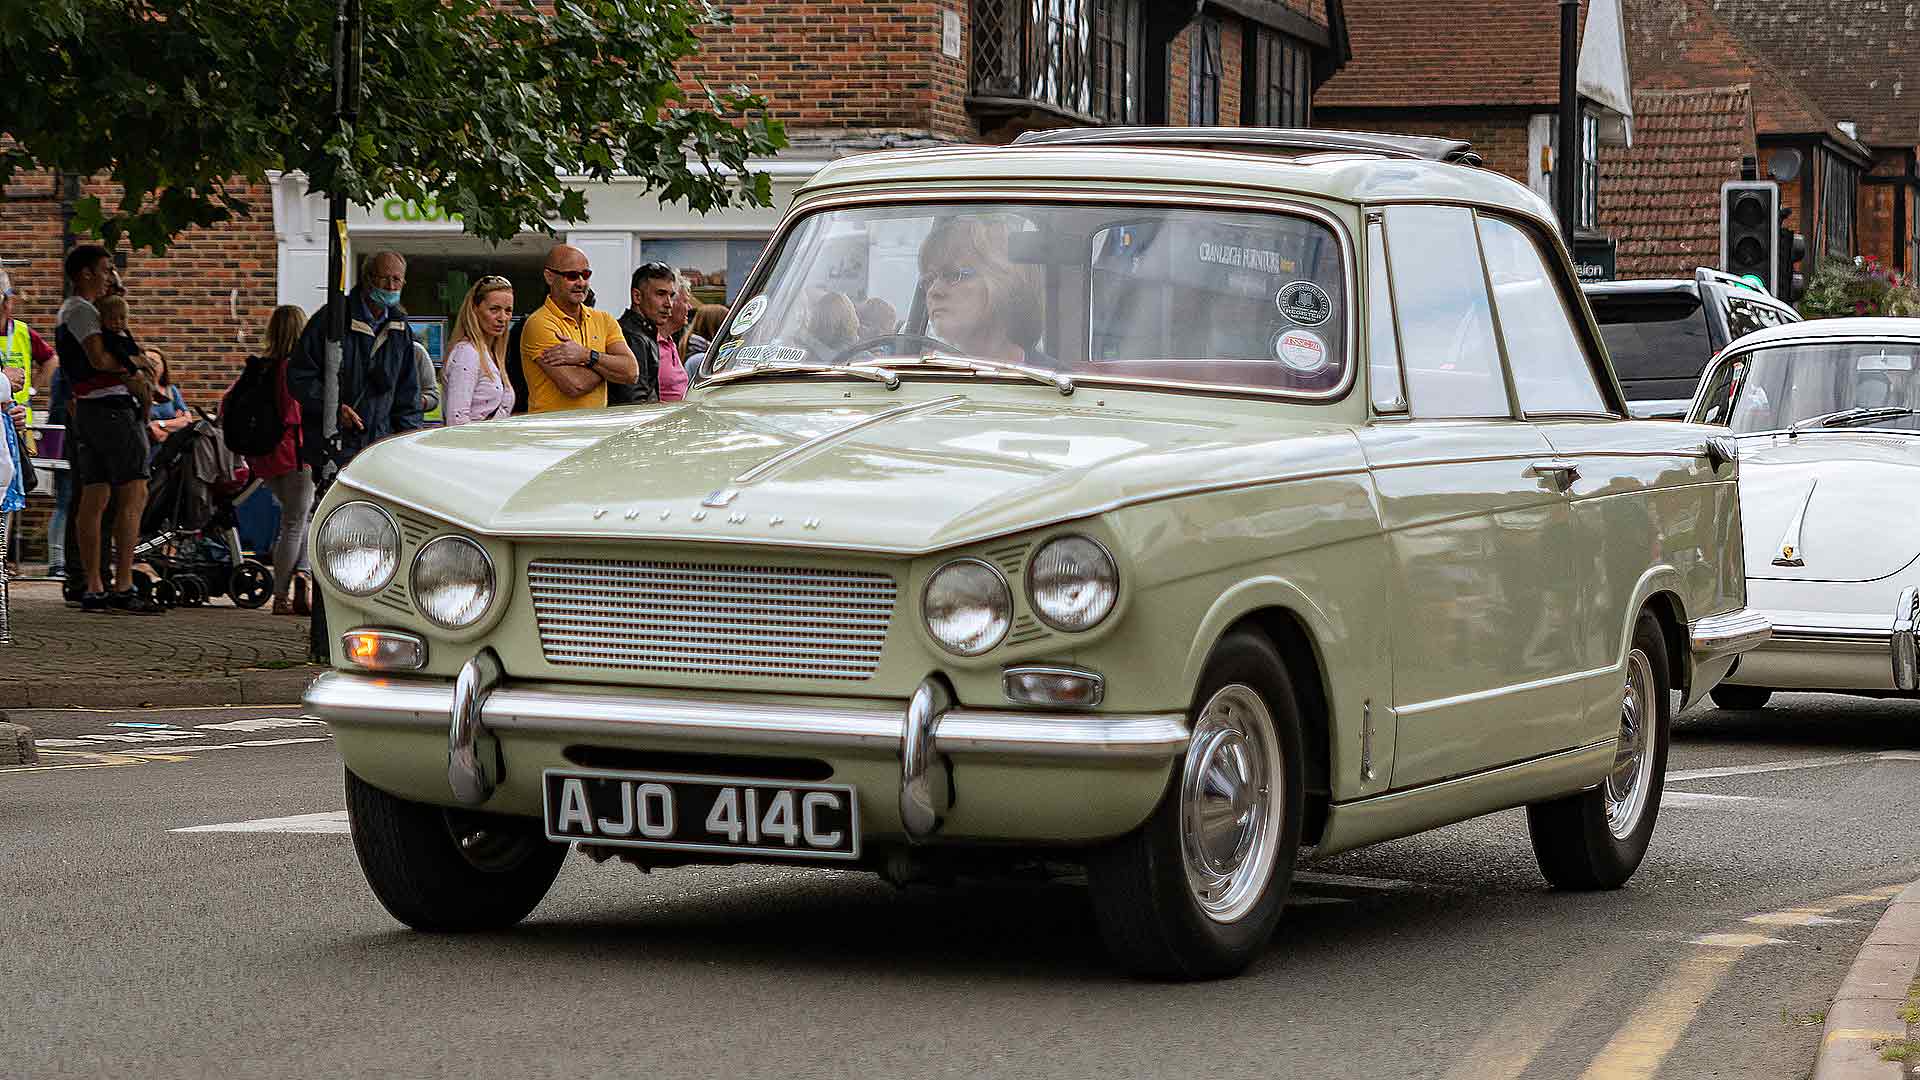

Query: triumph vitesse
305;127;1766;979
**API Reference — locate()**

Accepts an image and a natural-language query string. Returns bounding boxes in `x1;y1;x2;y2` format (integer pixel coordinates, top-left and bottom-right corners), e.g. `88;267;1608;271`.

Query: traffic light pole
1555;0;1581;243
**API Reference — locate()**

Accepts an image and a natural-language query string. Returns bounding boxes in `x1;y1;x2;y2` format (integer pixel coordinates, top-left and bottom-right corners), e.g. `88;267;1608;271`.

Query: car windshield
707;201;1350;397
1694;342;1920;433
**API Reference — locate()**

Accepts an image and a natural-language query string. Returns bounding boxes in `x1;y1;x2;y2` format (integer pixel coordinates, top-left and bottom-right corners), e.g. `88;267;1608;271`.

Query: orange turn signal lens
340;629;426;671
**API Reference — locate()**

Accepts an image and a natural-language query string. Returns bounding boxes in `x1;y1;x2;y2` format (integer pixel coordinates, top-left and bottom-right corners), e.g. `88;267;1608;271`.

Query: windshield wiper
705;362;901;390
854;352;1074;396
1787;406;1917;437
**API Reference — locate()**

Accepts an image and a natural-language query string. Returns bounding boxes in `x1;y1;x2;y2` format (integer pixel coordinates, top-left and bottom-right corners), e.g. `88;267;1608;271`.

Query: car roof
1724;316;1920;352
1582;280;1699;300
797;129;1559;228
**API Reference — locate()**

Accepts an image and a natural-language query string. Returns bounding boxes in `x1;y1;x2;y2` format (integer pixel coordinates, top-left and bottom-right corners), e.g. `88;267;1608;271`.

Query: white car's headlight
924;558;1012;656
1028;535;1119;631
317;502;399;596
410;536;496;629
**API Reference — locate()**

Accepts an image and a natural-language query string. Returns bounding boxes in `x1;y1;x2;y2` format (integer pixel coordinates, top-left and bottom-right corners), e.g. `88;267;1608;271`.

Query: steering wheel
828;332;954;366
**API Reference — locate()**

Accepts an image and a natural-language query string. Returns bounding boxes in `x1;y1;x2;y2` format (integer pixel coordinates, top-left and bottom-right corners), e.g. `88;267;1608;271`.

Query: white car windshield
707;201;1350;396
1696;342;1920;433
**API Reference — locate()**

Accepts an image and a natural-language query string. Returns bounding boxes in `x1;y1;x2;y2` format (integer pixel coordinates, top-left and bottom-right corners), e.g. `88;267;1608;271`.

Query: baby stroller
63;410;274;608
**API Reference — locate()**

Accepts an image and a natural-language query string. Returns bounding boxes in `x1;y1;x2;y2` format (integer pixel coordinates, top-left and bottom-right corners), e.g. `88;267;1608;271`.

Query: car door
1355;204;1585;789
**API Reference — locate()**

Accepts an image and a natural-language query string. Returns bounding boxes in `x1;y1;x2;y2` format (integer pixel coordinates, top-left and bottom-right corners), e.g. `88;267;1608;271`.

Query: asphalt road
5;694;1920;1079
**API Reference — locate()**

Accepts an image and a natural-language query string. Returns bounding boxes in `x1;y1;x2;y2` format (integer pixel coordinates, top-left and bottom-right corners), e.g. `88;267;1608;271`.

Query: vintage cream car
1688;317;1920;709
304;128;1767;979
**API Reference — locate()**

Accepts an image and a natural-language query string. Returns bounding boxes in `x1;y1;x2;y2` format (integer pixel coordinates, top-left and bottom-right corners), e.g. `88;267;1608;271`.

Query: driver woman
917;217;1045;365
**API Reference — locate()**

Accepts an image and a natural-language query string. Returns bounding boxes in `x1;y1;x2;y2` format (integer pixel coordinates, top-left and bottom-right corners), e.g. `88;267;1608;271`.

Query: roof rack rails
1011;127;1482;166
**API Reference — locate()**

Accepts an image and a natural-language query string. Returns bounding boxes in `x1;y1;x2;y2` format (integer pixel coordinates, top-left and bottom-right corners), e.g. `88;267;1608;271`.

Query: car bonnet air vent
1011;127;1483;166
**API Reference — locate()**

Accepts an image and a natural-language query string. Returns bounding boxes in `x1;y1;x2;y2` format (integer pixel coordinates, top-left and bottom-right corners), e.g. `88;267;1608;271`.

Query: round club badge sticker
1276;280;1332;327
1273;328;1330;374
731;294;768;334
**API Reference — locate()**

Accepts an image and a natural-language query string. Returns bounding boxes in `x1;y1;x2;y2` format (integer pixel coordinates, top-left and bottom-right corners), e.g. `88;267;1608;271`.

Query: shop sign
380;197;463;224
1573;236;1617;283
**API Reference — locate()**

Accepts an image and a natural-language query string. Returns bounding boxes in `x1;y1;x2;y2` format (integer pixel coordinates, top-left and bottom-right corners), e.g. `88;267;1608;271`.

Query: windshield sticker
1198;241;1295;275
731;343;808;366
1276;281;1332;327
1273;328;1330;374
731;295;768;334
714;341;742;368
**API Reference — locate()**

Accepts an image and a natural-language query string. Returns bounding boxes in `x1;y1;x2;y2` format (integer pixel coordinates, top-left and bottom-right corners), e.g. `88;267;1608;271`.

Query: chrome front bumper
305;651;1190;840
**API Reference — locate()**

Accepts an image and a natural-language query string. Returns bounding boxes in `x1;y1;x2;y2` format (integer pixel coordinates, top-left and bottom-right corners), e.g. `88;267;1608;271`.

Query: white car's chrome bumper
1724;587;1920;691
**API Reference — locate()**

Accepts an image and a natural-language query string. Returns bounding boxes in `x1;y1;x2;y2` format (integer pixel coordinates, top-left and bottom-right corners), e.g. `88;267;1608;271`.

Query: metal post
1555;0;1581;242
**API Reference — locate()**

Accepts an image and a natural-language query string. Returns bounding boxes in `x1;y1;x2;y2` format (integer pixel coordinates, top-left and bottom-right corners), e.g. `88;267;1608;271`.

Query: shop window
1248;28;1310;128
1580;112;1599;231
1090;0;1142;124
1188;16;1221;126
972;0;1144;121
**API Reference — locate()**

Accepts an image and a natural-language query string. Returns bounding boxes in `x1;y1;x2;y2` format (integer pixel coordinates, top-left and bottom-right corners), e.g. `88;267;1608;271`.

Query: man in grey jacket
412;340;441;416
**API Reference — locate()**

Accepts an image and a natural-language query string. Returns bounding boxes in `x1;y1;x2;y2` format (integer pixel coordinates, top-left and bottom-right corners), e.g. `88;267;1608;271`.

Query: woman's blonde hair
261;305;307;362
448;277;514;382
918;217;1044;348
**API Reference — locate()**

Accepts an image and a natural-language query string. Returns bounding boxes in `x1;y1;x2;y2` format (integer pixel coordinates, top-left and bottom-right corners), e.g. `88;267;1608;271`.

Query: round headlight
317;502;399;596
1029;535;1119;631
923;559;1012;656
411;536;496;629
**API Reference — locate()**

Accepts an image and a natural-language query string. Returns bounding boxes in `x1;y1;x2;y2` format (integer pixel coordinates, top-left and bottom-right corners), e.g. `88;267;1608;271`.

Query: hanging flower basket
1798;255;1920;318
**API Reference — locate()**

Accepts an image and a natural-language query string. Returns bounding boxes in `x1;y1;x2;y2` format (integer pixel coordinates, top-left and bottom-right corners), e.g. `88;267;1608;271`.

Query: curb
1;667;322;710
1814;880;1920;1080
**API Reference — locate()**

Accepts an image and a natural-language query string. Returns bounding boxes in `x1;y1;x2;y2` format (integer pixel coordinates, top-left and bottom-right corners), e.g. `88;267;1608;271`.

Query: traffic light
1778;209;1808;303
1722;180;1780;295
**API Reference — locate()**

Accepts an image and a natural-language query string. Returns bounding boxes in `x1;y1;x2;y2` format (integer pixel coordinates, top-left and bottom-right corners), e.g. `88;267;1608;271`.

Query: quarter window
1478;215;1608;415
1384;205;1509;418
1366;222;1406;412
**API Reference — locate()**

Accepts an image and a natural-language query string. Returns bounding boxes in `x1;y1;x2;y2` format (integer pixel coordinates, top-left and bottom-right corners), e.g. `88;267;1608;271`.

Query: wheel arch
1640;588;1690;701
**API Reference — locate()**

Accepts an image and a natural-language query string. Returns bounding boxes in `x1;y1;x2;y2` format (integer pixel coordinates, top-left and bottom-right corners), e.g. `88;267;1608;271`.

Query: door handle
1527;459;1581;488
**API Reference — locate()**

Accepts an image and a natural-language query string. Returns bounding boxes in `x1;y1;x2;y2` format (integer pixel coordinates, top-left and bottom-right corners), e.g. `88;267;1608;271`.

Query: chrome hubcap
1180;684;1283;924
1605;647;1657;840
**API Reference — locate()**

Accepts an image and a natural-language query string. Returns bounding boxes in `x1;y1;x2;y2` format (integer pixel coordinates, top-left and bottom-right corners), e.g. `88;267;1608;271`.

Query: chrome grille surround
527;558;897;680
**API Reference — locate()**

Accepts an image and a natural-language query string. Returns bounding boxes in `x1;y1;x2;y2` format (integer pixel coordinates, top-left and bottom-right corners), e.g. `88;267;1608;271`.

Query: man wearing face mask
288;249;424;472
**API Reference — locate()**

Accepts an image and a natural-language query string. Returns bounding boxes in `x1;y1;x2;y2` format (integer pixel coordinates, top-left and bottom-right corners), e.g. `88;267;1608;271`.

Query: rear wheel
345;769;566;931
1087;629;1304;979
1527;611;1671;890
1709;684;1772;711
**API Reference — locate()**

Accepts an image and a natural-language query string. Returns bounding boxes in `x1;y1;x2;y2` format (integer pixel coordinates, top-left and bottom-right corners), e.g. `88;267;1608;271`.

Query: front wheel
1527;611;1672;890
1709;684;1772;711
345;769;566;931
1087;628;1305;979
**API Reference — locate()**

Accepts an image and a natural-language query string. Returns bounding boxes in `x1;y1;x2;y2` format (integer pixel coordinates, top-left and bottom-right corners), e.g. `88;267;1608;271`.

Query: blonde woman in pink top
442;276;517;425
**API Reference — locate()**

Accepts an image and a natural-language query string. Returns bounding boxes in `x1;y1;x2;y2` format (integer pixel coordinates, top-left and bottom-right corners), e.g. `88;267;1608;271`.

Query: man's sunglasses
545;266;592;282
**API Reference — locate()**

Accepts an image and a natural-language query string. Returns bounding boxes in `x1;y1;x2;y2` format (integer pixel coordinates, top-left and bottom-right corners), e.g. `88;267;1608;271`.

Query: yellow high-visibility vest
3;319;35;453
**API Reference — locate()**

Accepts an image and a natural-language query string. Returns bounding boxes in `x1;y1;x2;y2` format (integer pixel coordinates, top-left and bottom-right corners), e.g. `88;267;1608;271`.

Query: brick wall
1309;107;1537;185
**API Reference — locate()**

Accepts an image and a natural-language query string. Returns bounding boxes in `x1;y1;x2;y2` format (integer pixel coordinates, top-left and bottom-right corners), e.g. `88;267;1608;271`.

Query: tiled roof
1315;0;1583;108
1707;1;1920;148
1598;85;1757;278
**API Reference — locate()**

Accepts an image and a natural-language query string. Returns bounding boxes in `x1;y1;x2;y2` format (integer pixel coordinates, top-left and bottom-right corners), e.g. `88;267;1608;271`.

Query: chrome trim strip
1397;664;1616;720
1333;739;1617;808
304;672;1189;760
731;396;966;486
1772;480;1817;567
1690;608;1774;660
448;649;503;805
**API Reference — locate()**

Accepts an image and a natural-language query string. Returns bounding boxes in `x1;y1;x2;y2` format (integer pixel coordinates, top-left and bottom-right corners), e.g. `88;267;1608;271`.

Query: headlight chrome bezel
317;501;401;597
1026;534;1120;632
409;534;497;630
922;557;1014;657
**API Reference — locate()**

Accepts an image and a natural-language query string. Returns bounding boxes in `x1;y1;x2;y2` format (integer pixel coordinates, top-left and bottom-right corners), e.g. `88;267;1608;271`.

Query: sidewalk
1;579;320;708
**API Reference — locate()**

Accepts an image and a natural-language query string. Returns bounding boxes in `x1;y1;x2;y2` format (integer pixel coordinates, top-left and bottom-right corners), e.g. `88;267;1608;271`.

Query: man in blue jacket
288;249;424;476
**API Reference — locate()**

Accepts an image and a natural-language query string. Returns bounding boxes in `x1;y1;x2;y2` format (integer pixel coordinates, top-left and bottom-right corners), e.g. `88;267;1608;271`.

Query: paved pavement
1;580;319;707
6;692;1920;1078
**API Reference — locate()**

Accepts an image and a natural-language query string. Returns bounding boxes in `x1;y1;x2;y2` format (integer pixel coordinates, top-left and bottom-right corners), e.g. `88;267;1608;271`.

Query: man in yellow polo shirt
520;244;639;412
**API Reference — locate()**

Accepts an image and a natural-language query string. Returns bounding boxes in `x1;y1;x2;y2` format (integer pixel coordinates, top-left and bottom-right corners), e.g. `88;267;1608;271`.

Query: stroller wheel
153;578;181;608
131;569;154;600
176;574;208;607
229;561;273;610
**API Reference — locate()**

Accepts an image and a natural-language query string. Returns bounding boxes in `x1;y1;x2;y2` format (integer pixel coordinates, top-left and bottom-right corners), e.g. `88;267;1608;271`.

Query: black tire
227;559;273;609
1710;684;1772;711
1087;628;1306;980
345;769;566;932
1527;611;1671;890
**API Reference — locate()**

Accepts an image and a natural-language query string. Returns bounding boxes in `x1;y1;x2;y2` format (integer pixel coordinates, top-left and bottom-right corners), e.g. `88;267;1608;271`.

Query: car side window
1725;295;1786;340
1477;215;1609;415
1366;221;1407;413
1384;205;1508;417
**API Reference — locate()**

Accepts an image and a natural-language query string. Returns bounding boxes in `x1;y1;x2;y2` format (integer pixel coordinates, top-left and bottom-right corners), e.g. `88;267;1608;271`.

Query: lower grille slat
528;558;897;680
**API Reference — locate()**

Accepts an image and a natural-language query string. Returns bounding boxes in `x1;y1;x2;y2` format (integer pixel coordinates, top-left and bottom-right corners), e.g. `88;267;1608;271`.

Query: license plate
541;768;860;861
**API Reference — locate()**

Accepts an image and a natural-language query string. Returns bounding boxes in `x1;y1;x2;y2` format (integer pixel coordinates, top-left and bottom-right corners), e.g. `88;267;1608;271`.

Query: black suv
1583;268;1801;418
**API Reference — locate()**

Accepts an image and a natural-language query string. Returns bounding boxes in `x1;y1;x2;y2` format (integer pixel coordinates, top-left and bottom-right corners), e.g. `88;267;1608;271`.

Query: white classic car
1689;317;1920;708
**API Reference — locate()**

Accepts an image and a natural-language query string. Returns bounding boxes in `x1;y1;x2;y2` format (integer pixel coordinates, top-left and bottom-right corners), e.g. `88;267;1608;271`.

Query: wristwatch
587;349;601;371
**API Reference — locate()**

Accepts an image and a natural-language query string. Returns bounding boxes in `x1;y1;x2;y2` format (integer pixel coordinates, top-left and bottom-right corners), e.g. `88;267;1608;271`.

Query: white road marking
1667;752;1888;783
173;811;349;834
1688;931;1794;948
194;717;325;733
1661;791;1757;808
139;737;332;752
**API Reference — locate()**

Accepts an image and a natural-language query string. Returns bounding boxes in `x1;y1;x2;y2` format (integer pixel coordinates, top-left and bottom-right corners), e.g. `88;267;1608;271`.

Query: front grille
527;559;897;680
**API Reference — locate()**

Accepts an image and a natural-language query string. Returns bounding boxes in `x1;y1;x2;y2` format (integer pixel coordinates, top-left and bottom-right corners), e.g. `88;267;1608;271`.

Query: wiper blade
705;362;901;390
1788;406;1917;436
854;352;1074;395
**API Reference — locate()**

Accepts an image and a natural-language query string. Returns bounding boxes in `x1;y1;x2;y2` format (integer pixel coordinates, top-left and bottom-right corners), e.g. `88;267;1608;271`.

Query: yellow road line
1437;950;1621;1080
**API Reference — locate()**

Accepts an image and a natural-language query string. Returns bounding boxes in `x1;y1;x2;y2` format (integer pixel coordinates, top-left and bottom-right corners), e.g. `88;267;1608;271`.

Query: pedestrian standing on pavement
226;305;313;616
612;262;675;406
44;364;72;578
411;340;441;417
58;245;163;615
441;276;516;426
654;273;691;403
287;250;426;472
0;371;26;643
520;244;639;413
0;271;53;577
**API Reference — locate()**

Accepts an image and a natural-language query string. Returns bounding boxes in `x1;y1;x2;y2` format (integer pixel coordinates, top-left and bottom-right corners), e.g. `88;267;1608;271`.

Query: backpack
221;354;286;457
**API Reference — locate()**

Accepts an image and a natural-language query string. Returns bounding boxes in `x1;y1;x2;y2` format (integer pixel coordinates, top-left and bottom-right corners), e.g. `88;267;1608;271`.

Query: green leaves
0;0;787;253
